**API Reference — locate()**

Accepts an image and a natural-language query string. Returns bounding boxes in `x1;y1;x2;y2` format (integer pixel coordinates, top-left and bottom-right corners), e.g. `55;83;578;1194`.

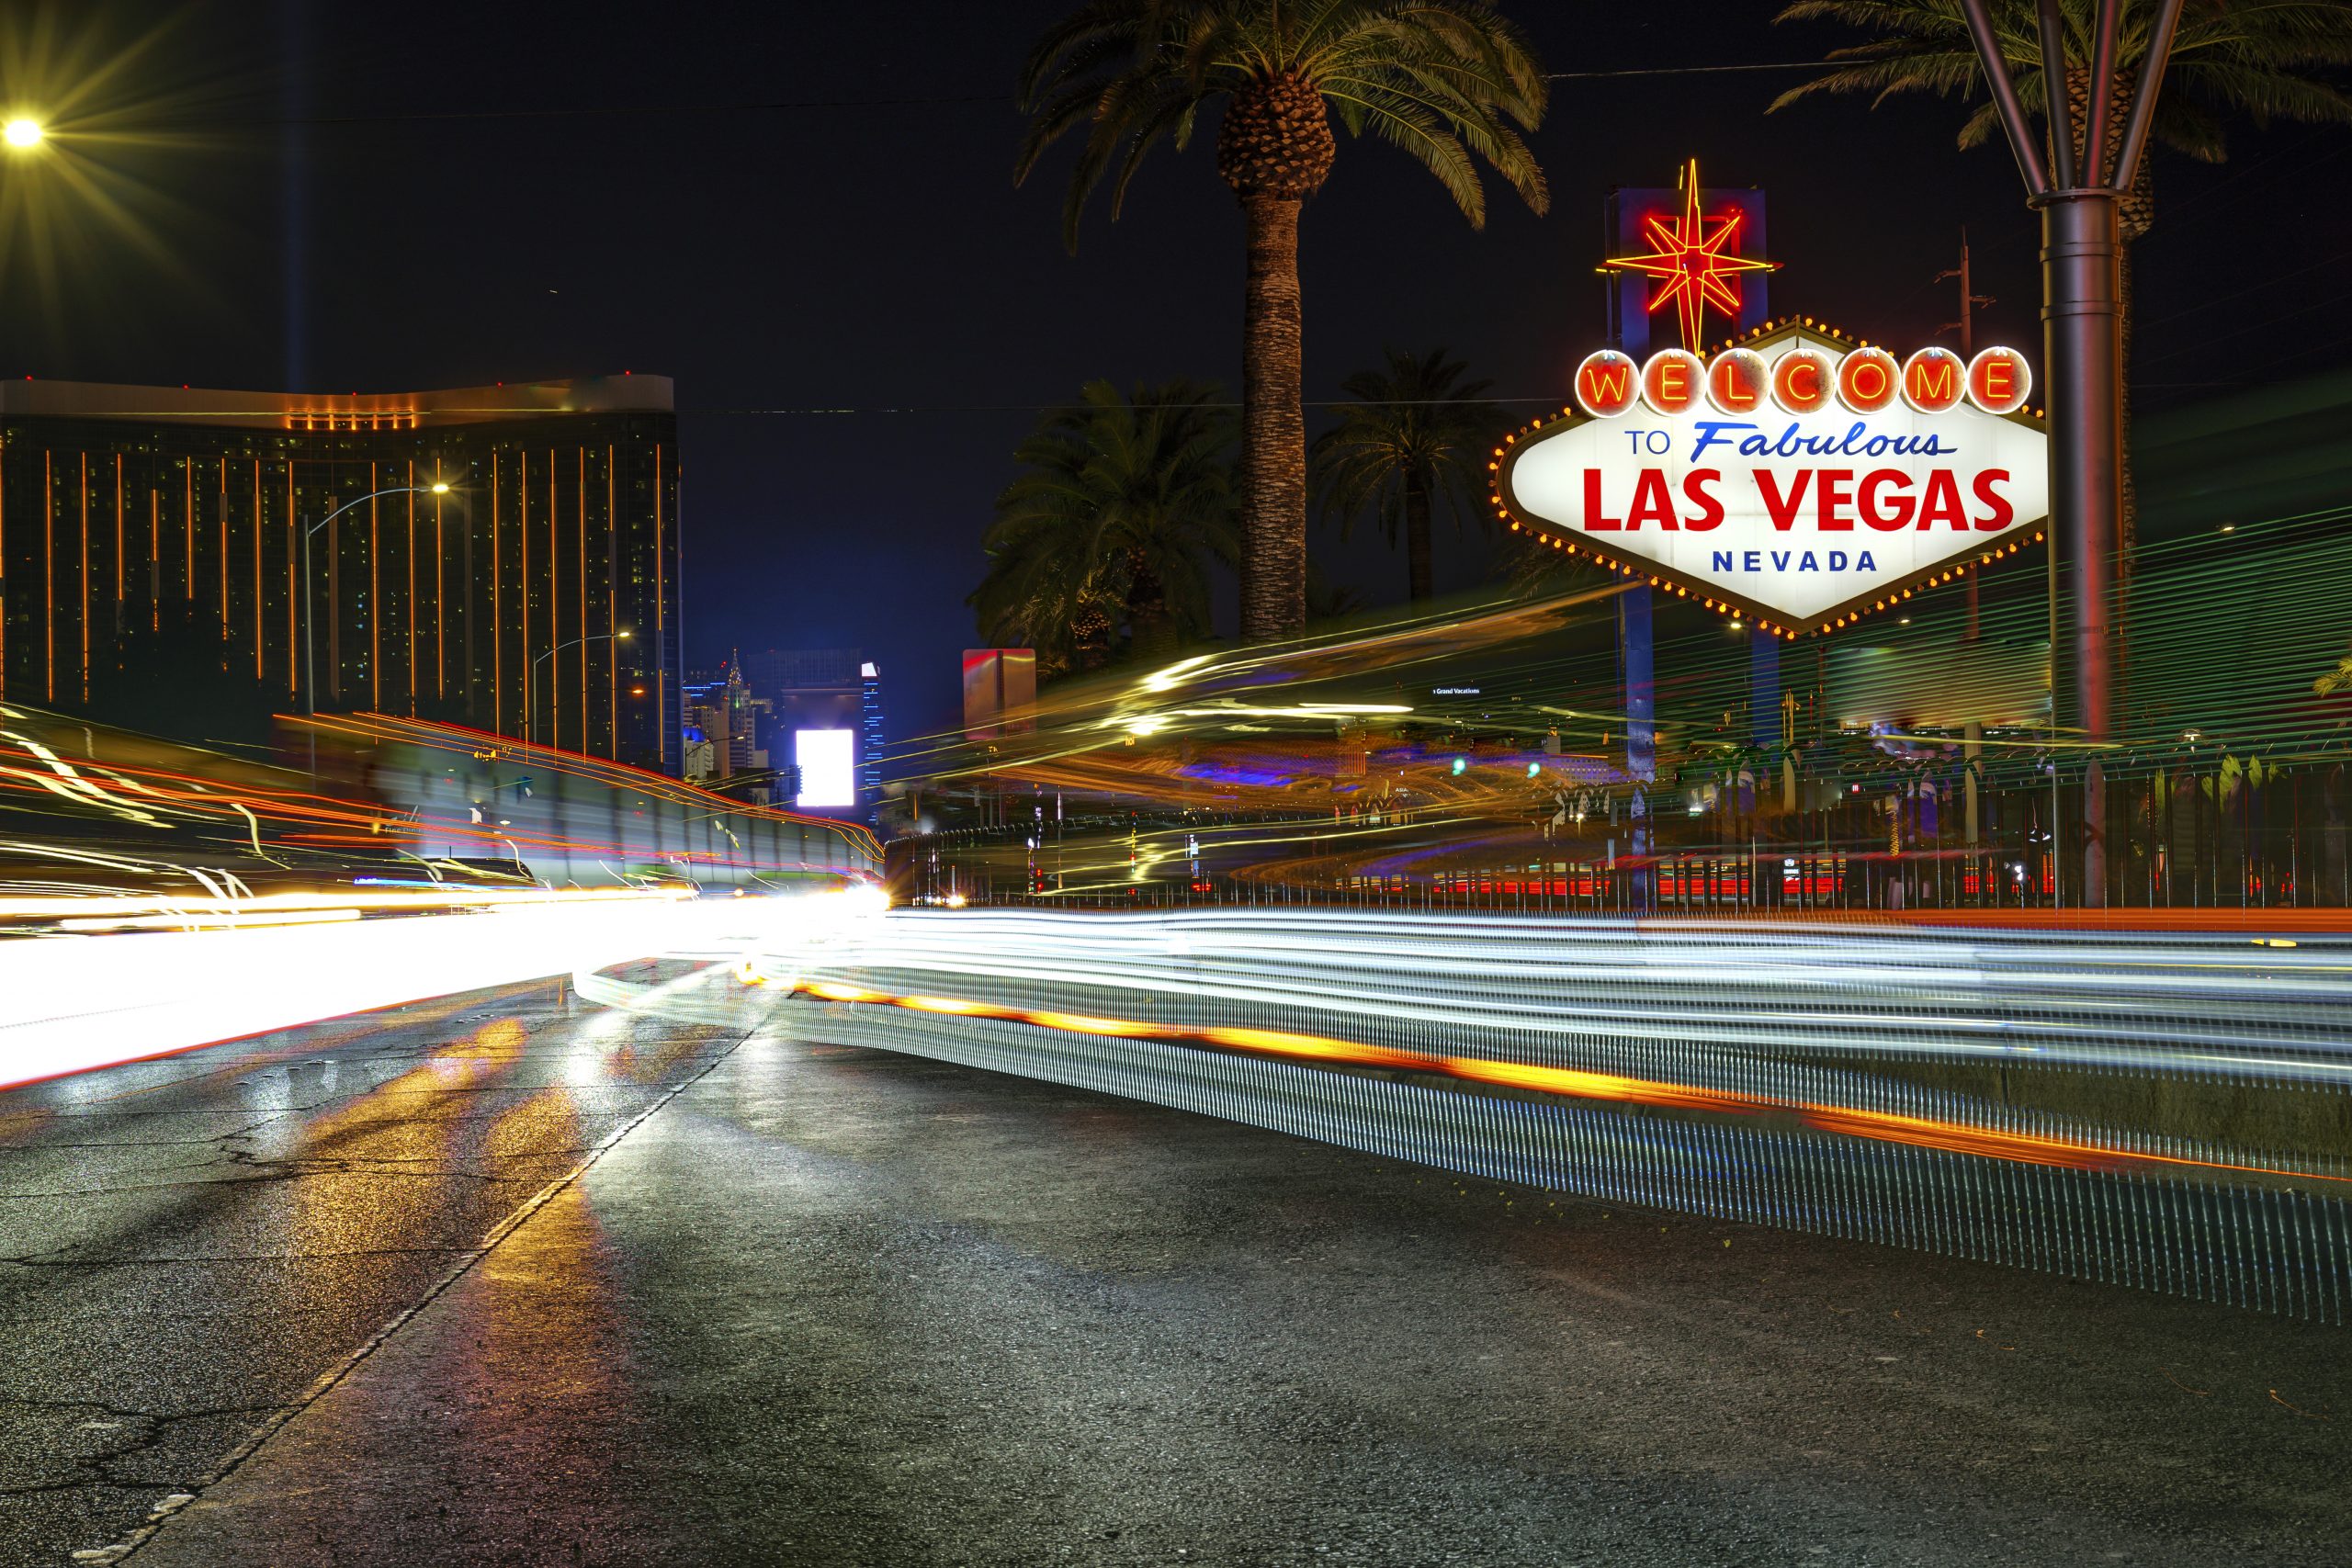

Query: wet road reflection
0;979;748;1567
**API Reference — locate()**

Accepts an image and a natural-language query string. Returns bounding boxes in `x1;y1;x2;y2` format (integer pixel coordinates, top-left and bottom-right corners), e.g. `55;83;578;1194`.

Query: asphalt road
2;977;2346;1566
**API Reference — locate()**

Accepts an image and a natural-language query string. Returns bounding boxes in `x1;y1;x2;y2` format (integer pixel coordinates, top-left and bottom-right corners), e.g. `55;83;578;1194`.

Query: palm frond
978;378;1240;668
1016;0;1550;246
1771;0;2352;176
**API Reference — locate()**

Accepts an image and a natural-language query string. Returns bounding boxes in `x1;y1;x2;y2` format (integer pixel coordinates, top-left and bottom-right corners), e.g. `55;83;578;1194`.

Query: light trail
784;976;2348;1187
0;889;867;1092
597;906;2352;1319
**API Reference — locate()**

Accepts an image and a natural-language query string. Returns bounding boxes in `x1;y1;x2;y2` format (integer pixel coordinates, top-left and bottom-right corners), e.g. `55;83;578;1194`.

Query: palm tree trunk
1239;191;1306;639
1404;468;1435;603
1128;554;1177;661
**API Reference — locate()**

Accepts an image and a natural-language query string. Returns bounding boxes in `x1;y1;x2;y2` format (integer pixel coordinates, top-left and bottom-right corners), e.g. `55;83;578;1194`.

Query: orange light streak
792;982;2352;1189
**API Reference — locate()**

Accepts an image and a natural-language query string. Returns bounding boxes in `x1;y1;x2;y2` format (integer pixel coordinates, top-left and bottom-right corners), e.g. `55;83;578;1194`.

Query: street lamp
4;118;43;151
528;629;629;750
300;483;452;767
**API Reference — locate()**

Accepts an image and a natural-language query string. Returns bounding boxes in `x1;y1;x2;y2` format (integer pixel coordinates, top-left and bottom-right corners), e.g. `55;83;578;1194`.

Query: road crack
76;1024;756;1565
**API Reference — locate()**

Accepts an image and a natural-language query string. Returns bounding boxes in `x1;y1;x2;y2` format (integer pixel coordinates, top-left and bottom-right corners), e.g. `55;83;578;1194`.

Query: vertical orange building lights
432;458;446;702
577;446;588;755
406;461;417;710
284;465;296;691
546;447;559;749
369;461;380;711
491;451;503;735
216;457;227;639
654;443;665;766
43;449;54;702
616;442;625;761
252;459;263;678
518;450;530;739
78;453;88;700
1;376;673;768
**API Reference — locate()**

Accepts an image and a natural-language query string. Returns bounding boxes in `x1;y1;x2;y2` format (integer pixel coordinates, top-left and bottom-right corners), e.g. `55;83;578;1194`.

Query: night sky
3;0;2344;741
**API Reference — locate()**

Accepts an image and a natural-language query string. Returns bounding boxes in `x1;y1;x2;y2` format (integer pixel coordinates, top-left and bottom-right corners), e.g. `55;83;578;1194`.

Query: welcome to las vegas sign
1494;320;2049;637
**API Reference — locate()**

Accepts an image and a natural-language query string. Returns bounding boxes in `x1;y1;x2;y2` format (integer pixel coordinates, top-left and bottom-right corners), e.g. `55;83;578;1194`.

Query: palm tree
1016;0;1549;641
1311;346;1510;604
972;379;1239;677
1770;0;2352;555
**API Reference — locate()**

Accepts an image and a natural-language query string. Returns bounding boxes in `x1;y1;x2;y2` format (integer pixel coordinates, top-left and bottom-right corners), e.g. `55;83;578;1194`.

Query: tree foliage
1015;0;1552;639
1311;347;1510;604
1015;0;1551;248
1770;1;2352;175
972;380;1240;675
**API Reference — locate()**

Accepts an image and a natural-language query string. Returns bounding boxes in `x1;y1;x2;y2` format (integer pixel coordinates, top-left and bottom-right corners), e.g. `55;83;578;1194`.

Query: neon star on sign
1602;158;1775;353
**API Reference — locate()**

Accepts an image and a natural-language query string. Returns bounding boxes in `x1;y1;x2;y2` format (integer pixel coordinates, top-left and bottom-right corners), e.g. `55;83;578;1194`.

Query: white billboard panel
795;728;856;808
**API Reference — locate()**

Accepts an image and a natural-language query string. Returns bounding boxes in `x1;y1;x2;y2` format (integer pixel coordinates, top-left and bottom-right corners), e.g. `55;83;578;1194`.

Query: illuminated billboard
794;728;856;808
1496;321;2047;635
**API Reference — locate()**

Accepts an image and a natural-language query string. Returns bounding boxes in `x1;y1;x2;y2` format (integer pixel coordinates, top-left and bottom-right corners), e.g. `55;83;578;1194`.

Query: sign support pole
1620;584;1654;909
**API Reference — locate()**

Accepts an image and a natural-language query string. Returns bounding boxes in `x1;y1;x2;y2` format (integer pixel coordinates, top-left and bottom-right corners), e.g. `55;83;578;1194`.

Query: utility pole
1939;228;1999;859
1937;229;1996;360
1939;230;1996;643
1957;0;2185;909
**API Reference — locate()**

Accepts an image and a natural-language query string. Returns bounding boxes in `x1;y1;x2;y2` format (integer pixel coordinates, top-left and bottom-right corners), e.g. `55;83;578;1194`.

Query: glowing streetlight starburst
1601;158;1775;354
3;118;42;150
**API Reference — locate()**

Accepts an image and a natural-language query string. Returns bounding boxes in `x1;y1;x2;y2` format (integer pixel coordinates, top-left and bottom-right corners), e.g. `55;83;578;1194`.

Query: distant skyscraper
0;375;684;772
859;660;885;808
681;660;774;795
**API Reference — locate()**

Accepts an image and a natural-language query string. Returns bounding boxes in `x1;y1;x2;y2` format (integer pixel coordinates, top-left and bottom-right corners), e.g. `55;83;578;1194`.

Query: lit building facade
0;375;684;772
859;660;886;807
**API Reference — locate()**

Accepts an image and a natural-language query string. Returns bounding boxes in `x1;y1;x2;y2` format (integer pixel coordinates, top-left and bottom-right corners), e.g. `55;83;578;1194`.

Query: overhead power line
213;62;1838;130
1547;61;1829;79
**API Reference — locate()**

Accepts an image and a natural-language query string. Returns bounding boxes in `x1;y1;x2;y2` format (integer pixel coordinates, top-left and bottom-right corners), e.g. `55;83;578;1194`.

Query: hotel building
0;374;683;772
